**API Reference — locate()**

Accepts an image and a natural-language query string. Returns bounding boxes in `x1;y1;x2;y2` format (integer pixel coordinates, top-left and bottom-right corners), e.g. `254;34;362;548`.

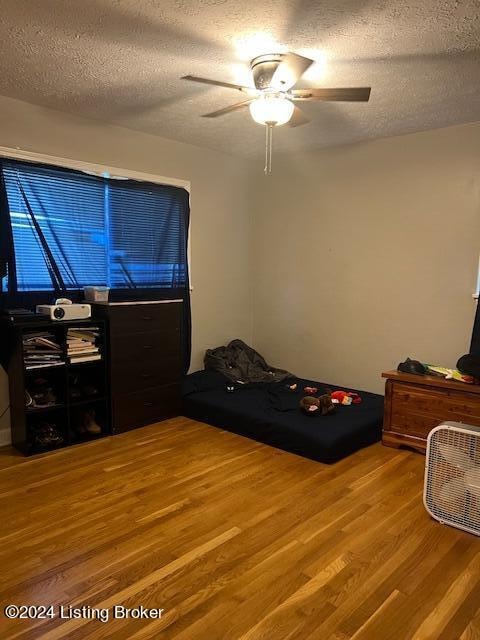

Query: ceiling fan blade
291;87;372;102
181;75;254;94
202;99;254;118
271;53;314;91
288;105;310;128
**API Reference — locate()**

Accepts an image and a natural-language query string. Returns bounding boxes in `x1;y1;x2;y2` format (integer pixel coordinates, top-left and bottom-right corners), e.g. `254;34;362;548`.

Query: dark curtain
182;197;191;374
470;302;480;356
0;160;17;296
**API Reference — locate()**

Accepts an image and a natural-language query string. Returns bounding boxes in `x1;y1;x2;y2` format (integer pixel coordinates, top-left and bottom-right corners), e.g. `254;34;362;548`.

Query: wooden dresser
382;370;480;453
94;300;183;433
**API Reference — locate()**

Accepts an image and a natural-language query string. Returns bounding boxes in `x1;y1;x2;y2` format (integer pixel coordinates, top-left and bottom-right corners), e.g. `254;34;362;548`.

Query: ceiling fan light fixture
181;51;371;174
249;93;294;126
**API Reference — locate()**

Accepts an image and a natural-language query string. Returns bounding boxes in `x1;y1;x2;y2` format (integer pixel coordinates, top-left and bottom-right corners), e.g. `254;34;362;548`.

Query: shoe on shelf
28;377;58;408
84;409;102;435
69;386;82;401
68;374;82;401
75;409;102;436
33;422;64;448
82;384;99;398
32;389;57;408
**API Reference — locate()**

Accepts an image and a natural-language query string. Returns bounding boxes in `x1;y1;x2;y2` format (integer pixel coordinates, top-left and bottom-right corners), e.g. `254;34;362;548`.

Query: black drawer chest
94;300;183;433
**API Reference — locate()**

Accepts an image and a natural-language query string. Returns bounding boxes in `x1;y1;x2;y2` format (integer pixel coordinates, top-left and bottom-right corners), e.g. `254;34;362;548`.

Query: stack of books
67;327;101;363
23;332;64;369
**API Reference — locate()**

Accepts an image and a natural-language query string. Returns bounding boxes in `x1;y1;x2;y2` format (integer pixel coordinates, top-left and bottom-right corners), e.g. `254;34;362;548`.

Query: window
0;159;189;296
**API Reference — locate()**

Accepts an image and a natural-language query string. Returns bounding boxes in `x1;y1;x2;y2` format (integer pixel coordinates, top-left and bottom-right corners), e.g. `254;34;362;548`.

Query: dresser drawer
113;384;181;433
110;328;181;364
108;302;182;336
111;355;182;394
390;382;480;439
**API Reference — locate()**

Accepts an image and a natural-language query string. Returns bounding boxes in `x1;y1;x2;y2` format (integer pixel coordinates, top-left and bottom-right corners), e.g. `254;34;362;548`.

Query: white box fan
424;421;480;536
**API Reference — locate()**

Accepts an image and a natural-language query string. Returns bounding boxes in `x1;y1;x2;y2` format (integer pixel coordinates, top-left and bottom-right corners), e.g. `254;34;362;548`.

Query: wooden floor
0;418;479;640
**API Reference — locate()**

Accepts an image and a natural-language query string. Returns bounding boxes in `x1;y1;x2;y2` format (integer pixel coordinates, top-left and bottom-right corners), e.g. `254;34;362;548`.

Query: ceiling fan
182;52;371;173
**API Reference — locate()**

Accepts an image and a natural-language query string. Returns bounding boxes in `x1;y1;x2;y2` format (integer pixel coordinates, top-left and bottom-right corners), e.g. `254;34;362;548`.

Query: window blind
108;178;188;289
0;159;189;294
3;162;105;291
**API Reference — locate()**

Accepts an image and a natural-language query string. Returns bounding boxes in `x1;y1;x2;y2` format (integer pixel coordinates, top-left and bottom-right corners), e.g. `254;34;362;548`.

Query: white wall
0;95;254;436
252;122;480;394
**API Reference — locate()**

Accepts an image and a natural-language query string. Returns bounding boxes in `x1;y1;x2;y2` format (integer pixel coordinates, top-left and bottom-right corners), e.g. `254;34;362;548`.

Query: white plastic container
84;286;109;303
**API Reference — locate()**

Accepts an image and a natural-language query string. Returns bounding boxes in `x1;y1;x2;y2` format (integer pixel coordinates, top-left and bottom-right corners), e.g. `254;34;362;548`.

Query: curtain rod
0;146;191;192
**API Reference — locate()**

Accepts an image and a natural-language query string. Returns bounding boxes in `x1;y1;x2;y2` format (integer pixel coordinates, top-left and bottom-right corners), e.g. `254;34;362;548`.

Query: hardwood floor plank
460;604;480;640
349;590;404;639
438;581;480;640
238;554;352;640
35;527;242;639
410;551;480;640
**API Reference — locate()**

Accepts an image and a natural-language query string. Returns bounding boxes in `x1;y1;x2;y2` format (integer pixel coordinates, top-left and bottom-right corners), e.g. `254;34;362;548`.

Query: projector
36;302;91;321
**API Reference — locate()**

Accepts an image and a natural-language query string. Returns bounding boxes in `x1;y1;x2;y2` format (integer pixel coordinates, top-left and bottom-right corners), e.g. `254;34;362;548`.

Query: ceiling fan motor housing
250;54;284;90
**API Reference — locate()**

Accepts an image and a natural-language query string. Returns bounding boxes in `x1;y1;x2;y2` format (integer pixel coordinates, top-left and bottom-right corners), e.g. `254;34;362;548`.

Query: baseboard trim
0;428;12;447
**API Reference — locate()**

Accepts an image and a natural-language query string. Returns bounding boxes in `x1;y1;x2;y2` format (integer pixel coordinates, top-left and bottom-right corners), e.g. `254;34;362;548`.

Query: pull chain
264;123;274;174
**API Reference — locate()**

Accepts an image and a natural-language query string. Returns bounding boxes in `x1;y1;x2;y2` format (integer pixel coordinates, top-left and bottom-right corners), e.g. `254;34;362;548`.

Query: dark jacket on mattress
204;339;293;384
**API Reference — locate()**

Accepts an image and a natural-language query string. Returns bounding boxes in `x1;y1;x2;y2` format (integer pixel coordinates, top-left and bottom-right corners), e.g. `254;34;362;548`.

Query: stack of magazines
67;327;101;363
23;332;64;369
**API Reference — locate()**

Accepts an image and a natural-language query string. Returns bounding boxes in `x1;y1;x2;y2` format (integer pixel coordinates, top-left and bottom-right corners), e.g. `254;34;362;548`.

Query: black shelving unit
4;317;110;455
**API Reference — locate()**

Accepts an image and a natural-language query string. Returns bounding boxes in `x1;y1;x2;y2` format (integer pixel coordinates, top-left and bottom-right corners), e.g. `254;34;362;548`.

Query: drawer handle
141;316;153;321
143;344;153;349
141;373;151;378
144;401;154;407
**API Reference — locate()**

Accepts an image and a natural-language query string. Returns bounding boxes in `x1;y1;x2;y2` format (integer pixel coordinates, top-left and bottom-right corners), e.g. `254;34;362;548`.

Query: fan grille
424;424;480;536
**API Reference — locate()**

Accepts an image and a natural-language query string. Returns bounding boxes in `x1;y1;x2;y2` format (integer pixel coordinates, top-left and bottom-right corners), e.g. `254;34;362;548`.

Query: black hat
457;354;480;379
397;358;427;376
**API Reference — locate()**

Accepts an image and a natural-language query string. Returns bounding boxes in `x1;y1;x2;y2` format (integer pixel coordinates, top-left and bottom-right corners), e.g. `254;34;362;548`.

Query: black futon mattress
182;370;384;463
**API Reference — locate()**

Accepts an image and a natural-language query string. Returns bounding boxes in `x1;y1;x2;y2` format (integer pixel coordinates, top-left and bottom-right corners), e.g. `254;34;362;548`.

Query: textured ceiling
0;0;479;156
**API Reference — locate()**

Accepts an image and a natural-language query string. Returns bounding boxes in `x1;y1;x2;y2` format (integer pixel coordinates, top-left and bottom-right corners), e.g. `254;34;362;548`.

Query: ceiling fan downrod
264;123;274;175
